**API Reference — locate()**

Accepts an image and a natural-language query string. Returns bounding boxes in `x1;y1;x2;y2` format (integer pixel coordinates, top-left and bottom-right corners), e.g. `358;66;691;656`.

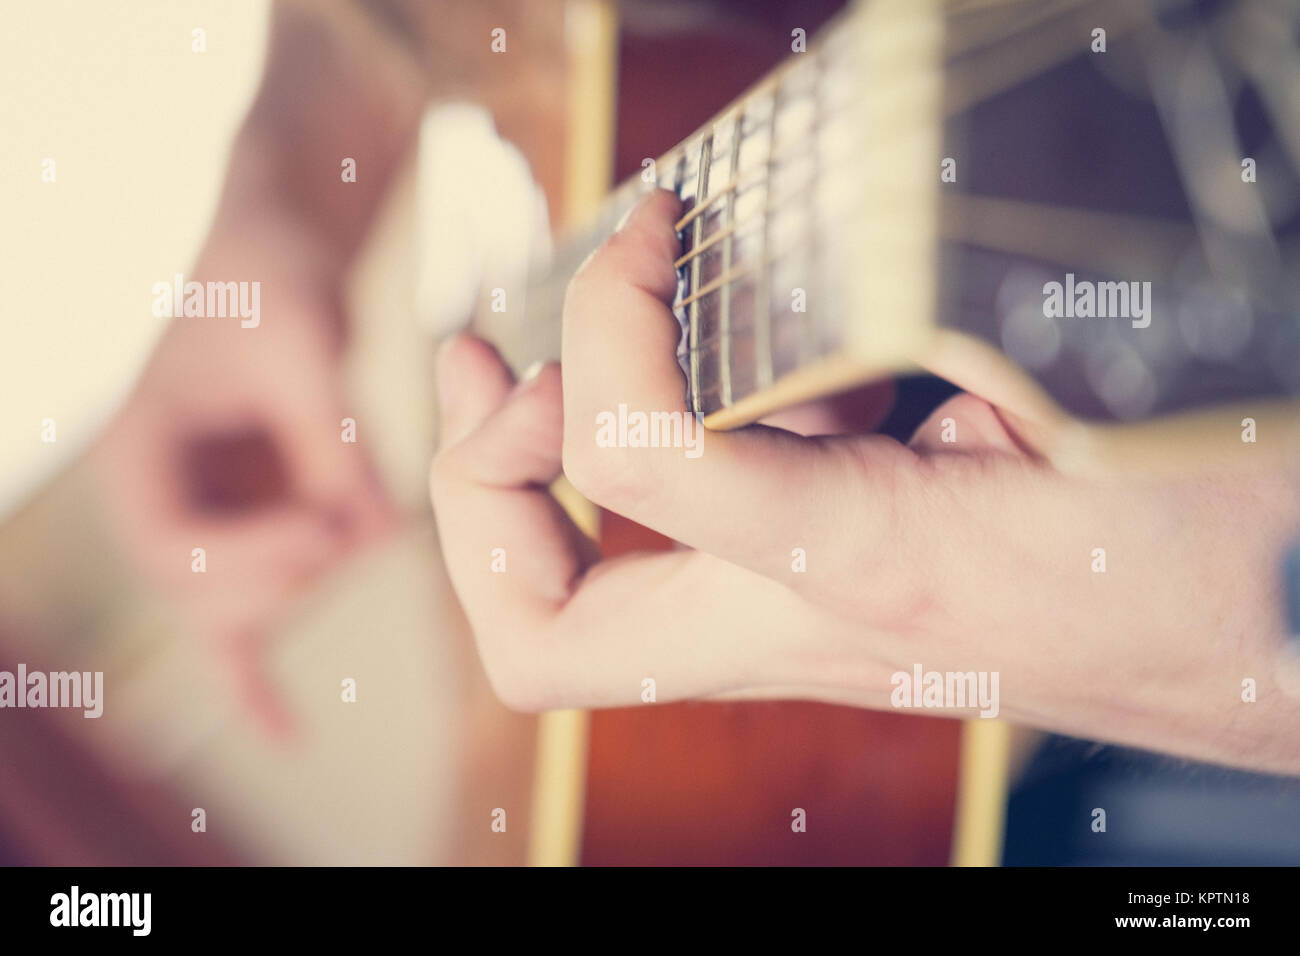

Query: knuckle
478;646;553;714
562;438;651;512
483;665;539;714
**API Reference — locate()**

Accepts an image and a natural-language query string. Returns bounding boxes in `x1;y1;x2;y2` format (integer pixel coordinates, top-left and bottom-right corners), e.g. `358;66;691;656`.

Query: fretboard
498;2;875;413
491;0;1300;428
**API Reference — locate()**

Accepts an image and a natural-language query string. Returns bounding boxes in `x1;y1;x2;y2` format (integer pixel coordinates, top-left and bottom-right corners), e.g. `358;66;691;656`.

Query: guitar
466;0;1300;864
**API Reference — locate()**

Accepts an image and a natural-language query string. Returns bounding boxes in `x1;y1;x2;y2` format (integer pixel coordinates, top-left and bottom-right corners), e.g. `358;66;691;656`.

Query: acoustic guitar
466;0;1300;865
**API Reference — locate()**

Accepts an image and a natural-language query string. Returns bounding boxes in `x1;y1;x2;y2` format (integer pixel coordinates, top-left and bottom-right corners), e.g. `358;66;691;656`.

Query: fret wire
670;156;823;270
671;147;690;380
674;177;736;232
529;91;855;355
543;0;974;253
671;167;831;272
721;110;744;408
512;3;846;378
677;177;877;320
680;262;755;309
665;123;816;238
673;225;734;269
756;78;780;389
674;105;869;270
521;0;1117;406
687;336;752;356
644;2;852;208
669;106;847;236
678;71;867;372
798;31;827;368
646;0;1077;233
525;1;944;376
688;134;713;417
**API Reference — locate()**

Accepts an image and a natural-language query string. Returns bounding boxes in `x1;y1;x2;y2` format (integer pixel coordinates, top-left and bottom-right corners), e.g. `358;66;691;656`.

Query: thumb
436;332;517;451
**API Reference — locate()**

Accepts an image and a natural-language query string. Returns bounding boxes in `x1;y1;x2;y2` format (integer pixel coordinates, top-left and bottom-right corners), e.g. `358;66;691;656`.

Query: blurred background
0;0;535;865
1;0;1298;866
2;2;266;511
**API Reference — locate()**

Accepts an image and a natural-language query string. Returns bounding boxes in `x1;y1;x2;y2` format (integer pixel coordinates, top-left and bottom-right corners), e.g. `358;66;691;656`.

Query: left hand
429;189;1300;775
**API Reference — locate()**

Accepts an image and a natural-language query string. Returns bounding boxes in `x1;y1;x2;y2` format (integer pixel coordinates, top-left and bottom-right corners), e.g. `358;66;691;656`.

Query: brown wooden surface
584;700;960;865
581;510;959;866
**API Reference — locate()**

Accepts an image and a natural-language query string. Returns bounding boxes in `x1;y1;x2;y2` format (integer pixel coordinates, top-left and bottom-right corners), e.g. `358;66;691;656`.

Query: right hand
92;218;396;734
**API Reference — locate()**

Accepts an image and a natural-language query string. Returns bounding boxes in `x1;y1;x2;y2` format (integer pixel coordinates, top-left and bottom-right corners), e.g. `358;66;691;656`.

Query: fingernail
510;360;546;397
614;201;640;233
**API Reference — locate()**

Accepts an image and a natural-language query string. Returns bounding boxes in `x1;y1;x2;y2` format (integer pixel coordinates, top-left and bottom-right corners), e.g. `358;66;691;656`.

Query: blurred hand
93;213;396;735
430;189;1300;775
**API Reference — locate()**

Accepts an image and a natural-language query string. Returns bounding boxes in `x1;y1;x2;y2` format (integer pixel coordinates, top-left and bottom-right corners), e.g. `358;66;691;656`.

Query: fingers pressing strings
430;333;869;710
560;189;924;590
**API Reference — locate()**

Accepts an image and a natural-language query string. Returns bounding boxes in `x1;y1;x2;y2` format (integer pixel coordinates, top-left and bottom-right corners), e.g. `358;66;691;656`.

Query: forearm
924;460;1300;776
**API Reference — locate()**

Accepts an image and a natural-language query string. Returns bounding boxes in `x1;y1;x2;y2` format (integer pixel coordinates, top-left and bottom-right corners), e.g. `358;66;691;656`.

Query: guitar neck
494;0;888;386
488;0;1300;446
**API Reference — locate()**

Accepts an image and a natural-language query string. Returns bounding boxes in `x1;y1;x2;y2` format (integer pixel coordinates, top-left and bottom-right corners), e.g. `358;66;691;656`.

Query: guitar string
535;0;1112;314
512;0;1177;396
